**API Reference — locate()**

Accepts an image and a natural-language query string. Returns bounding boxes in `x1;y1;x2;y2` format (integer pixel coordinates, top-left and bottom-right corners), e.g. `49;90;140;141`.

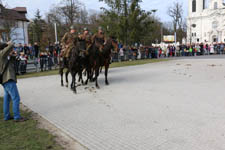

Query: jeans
3;81;21;120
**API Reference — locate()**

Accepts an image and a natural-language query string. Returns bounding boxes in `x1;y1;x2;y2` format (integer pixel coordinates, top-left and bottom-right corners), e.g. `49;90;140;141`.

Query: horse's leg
60;68;64;86
100;66;103;73
105;61;110;85
70;71;74;89
73;71;77;94
78;69;84;85
85;64;91;85
65;69;69;87
90;68;95;82
95;66;100;89
78;70;81;82
81;72;84;85
85;69;89;85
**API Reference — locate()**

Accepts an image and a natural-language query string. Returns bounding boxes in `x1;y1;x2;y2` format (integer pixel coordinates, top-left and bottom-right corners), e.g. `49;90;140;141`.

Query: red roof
0;5;29;22
12;7;27;13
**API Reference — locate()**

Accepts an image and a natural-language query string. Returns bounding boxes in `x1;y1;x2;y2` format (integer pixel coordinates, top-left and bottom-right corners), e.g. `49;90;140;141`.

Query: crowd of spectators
113;43;225;62
13;42;61;74
12;42;225;73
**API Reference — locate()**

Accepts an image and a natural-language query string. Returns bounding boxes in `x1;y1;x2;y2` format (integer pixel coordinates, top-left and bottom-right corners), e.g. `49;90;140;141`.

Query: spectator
18;43;23;53
200;43;204;55
29;43;35;60
210;44;214;54
53;49;58;67
206;44;210;55
220;43;224;54
19;52;27;74
23;44;30;56
47;52;53;70
34;42;39;58
0;41;27;122
40;52;48;72
119;48;124;61
49;43;54;56
189;46;193;56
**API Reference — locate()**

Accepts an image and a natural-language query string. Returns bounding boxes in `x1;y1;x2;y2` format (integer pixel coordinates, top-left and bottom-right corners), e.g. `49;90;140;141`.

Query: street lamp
54;23;58;44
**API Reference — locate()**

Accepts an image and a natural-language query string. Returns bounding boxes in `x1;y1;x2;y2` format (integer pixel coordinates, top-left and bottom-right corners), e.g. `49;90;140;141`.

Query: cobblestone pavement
1;58;225;150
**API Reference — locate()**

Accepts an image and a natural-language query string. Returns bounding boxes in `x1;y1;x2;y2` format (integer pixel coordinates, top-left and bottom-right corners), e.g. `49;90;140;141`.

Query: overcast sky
3;0;188;22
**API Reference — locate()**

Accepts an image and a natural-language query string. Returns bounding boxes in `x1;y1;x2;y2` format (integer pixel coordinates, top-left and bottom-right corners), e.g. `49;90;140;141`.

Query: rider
92;26;107;52
78;27;92;55
61;25;77;63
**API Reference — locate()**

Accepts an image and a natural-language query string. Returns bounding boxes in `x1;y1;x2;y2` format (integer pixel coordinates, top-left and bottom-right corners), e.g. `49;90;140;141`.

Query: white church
187;0;225;44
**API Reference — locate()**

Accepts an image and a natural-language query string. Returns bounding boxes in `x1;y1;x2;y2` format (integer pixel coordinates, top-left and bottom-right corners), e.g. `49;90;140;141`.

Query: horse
76;38;89;85
86;37;118;88
99;37;118;86
68;42;81;93
59;39;88;88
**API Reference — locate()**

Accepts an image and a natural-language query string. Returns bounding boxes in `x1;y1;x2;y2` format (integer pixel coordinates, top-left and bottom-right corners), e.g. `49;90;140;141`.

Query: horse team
59;36;118;93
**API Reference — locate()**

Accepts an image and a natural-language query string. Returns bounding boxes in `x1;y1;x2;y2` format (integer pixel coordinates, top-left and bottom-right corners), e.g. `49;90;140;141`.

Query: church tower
187;0;225;44
188;0;204;16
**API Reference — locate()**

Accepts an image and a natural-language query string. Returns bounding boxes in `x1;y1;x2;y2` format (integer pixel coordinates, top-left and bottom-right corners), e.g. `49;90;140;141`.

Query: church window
203;0;209;9
212;21;218;29
192;0;197;12
214;2;218;9
203;0;206;9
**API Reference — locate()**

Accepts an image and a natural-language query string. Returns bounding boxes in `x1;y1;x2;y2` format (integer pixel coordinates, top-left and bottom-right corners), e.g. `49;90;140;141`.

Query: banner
163;35;175;42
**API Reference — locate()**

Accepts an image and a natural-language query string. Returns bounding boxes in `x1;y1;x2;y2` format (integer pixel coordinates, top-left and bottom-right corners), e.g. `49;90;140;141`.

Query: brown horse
68;43;81;93
100;37;118;86
59;40;87;88
86;37;118;88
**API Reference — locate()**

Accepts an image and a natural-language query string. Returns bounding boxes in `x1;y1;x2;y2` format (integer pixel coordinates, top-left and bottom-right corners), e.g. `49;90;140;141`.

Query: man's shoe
4;117;14;121
14;117;28;123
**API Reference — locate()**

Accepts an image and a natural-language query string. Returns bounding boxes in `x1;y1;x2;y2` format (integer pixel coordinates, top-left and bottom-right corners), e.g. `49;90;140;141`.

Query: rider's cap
98;26;103;31
83;27;89;31
70;25;75;30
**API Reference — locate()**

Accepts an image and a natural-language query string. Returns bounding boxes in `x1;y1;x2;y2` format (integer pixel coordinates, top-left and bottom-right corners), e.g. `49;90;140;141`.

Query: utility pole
54;23;58;43
161;23;163;43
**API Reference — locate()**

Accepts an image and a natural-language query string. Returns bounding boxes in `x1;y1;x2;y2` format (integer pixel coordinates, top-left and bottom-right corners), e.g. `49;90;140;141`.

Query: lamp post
54;23;58;44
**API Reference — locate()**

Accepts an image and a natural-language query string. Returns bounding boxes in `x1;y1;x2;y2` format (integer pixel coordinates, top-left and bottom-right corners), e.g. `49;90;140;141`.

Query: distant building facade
187;0;225;44
0;4;29;44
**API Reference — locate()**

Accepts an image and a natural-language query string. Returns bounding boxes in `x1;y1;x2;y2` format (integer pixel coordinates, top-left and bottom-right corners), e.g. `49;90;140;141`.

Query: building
0;4;29;44
187;0;225;44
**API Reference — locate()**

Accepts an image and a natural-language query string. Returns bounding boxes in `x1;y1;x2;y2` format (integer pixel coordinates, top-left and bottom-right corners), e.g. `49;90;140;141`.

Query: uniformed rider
61;26;77;60
78;27;92;55
92;26;107;52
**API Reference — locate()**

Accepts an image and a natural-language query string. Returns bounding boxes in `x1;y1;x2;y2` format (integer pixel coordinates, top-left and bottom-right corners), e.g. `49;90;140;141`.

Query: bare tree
78;7;88;24
0;4;17;42
167;1;184;43
59;0;81;26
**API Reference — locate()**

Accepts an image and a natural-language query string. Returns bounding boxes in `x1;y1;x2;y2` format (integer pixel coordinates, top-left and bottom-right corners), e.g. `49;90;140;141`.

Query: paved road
1;57;225;150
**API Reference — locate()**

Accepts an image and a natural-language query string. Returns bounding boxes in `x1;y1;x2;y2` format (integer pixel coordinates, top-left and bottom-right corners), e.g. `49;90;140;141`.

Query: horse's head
70;41;80;58
105;36;119;53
